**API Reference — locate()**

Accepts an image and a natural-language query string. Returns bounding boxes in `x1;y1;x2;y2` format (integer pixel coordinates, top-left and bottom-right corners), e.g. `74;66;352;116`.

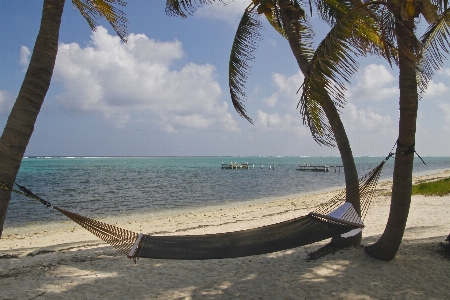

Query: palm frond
265;2;315;61
422;0;439;23
312;0;352;26
350;5;398;64
376;6;398;66
299;82;337;147
418;8;450;96
299;5;384;145
265;4;287;38
229;8;263;124
433;0;448;14
297;16;316;61
165;0;227;18
72;0;128;42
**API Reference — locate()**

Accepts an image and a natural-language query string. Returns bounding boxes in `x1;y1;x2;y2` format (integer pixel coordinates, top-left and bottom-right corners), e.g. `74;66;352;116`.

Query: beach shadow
1;235;449;299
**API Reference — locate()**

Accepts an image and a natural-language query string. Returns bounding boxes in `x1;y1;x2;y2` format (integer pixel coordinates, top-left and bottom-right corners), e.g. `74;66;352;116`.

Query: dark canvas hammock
2;156;388;260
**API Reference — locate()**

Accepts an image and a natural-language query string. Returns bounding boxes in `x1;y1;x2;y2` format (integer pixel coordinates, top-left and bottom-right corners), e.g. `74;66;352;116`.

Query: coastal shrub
411;177;450;196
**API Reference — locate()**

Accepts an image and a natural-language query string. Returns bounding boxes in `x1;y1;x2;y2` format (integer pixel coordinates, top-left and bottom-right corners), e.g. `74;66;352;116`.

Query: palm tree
0;0;128;237
298;0;449;260
364;2;449;260
174;0;448;258
261;0;366;247
167;0;370;247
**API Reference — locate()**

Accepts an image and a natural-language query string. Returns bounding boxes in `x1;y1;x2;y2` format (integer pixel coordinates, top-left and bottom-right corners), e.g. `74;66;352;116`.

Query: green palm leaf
374;6;398;66
298;17;316;61
299;4;385;145
312;0;352;26
165;0;227;17
229;8;263;124
265;3;287;38
72;0;128;42
418;8;450;95
265;2;315;61
299;82;337;147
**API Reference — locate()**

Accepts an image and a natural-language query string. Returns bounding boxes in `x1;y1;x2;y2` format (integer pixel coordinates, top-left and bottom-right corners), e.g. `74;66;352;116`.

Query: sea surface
5;156;450;227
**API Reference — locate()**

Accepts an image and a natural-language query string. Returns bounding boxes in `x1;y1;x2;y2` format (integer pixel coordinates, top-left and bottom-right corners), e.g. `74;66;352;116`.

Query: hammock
2;156;389;260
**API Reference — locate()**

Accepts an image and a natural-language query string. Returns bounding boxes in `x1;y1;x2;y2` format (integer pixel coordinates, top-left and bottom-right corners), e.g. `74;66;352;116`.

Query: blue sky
0;1;449;157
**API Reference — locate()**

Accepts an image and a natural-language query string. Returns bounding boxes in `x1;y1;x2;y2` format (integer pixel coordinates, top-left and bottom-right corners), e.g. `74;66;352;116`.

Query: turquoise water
6;156;450;227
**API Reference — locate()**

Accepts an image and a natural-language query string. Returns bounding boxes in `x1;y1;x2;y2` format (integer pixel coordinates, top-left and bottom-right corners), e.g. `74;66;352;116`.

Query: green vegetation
411;178;450;196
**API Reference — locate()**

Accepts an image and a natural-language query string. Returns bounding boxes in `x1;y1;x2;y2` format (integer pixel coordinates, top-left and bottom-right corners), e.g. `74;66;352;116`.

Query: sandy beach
1;170;449;299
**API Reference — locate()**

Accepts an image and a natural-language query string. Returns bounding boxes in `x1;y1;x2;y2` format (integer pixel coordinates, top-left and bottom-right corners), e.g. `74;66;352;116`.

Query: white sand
1;170;449;299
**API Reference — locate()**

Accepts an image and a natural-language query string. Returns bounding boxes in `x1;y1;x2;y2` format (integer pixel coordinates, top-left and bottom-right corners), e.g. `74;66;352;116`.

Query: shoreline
1;169;449;299
4;167;449;235
1;169;449;249
7;158;449;228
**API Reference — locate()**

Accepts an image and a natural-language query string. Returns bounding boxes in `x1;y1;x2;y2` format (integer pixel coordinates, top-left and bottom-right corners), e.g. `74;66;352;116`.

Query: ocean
5;156;450;227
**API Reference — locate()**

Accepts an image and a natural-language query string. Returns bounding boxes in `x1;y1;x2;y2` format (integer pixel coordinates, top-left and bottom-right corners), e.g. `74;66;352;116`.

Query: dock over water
296;164;343;172
221;162;275;170
220;162;341;171
221;162;251;169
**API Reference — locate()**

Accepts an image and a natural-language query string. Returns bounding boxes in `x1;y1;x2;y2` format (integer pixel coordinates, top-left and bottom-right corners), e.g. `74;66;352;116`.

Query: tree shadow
1;234;449;299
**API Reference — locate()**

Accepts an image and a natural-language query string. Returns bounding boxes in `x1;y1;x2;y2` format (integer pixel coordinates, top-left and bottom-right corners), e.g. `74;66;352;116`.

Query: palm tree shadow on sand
438;233;450;259
1;233;449;299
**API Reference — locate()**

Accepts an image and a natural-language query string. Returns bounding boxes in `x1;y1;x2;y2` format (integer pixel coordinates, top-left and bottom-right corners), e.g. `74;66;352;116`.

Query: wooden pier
221;162;251;169
296;164;344;172
221;162;275;170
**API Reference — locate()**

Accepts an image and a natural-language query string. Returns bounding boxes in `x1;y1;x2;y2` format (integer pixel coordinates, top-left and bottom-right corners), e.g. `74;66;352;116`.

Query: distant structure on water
221;162;275;170
221;162;251;169
296;164;343;172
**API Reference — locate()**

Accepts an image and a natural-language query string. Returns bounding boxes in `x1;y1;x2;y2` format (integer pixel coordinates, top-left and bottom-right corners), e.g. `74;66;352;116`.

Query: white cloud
255;110;308;136
251;71;313;137
261;67;396;145
0;90;14;115
437;68;450;76
347;64;397;102
423;80;449;97
438;102;450;132
264;94;278;107
264;71;304;107
20;46;30;67
195;1;248;24
54;26;239;132
344;103;393;132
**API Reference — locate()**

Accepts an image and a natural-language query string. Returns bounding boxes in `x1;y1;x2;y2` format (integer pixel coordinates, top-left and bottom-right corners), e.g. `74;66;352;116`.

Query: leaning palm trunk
364;19;418;260
278;0;361;246
0;0;66;237
321;98;361;246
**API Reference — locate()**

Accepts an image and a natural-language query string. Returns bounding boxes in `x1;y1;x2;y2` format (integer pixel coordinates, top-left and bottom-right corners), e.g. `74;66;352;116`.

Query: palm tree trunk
364;18;418;260
0;0;65;237
278;0;360;246
321;98;361;246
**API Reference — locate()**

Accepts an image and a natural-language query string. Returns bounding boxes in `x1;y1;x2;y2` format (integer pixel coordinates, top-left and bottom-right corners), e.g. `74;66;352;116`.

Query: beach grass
411;177;450;196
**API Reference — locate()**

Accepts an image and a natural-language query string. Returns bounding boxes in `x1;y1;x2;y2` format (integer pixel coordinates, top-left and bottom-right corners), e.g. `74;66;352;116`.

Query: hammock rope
312;152;393;221
53;206;139;256
1;154;392;260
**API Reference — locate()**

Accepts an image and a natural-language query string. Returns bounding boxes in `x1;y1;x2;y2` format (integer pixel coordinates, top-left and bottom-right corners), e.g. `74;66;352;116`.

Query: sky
0;1;449;157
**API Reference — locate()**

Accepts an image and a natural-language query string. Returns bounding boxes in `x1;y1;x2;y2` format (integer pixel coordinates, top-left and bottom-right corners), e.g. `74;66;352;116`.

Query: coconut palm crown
169;0;449;148
165;0;398;147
